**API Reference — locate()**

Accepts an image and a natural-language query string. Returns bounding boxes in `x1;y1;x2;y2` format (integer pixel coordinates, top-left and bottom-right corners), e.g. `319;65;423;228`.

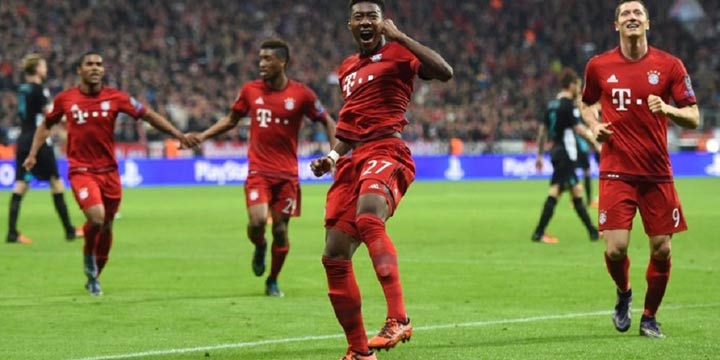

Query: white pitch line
70;302;720;360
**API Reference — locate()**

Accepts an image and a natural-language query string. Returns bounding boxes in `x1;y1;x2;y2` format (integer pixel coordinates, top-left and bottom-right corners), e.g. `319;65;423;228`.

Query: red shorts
325;138;415;238
244;174;301;217
598;179;687;236
69;171;122;219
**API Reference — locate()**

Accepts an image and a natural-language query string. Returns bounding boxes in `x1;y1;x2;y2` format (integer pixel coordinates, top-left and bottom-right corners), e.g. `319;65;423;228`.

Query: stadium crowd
1;0;718;148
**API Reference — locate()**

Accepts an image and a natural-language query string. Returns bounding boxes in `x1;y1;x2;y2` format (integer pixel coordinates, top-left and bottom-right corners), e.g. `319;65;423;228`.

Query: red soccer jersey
582;46;696;181
336;42;421;142
231;79;327;179
45;87;146;173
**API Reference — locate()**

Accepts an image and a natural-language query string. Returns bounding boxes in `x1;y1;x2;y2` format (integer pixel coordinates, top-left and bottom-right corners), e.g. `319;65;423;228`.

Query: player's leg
599;179;638;332
266;210;289;297
570;183;598;240
245;175;271;277
49;176;80;240
94;196;120;277
636;182;686;338
531;182;561;243
323;228;374;358
69;173;106;296
7;179;31;244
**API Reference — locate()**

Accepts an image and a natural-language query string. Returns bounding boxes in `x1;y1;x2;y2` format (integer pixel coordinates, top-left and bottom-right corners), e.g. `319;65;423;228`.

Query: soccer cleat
612;288;632;332
66;226;84;241
85;279;103;296
531;233;559;244
340;348;376;360
265;278;284;297
7;233;33;244
368;317;413;351
252;244;267;277
639;315;666;339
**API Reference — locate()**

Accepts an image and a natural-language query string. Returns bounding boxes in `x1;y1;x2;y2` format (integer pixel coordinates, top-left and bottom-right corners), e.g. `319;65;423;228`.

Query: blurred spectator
0;0;717;152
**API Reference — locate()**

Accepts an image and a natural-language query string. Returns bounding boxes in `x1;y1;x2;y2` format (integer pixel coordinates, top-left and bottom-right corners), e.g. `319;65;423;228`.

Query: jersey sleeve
230;85;250;116
44;93;64;126
581;57;601;105
669;58;697;108
118;92;147;119
302;86;328;123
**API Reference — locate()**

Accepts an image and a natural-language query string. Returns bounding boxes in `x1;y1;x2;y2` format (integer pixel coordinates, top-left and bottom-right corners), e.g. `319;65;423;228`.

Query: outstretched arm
382;20;453;82
142;109;198;148
197;111;244;142
648;95;699;129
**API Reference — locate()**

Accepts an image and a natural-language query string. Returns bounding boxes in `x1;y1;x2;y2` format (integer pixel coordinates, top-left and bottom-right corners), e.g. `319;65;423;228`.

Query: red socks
604;253;631;293
268;244;289;280
322;257;368;354
356;214;407;321
644;257;671;317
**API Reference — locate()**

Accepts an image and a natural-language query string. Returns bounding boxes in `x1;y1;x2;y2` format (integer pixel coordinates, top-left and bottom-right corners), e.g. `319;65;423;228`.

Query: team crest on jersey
599;210;607;225
647;70;660;85
249;189;259;201
100;101;110;111
284;98;295;110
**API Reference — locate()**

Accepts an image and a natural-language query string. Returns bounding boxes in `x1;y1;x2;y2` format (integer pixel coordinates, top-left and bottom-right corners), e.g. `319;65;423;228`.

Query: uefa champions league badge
284;98;295;110
647;70;660;85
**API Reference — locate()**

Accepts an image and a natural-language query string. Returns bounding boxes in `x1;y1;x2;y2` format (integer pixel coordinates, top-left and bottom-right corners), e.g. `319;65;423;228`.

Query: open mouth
626;22;640;30
359;31;374;42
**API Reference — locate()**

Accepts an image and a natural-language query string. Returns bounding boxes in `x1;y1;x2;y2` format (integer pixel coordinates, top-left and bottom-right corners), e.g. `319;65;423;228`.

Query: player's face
36;59;48;81
258;49;285;81
77;54;105;86
615;2;650;39
348;2;383;52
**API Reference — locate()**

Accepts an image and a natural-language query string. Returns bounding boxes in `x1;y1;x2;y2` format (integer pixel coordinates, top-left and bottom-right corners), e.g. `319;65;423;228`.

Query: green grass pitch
1;179;718;359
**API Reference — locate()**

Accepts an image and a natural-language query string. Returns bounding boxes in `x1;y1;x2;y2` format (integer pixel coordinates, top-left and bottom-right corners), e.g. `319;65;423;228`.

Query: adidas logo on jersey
255;97;265;105
368;183;381;190
607;74;619;83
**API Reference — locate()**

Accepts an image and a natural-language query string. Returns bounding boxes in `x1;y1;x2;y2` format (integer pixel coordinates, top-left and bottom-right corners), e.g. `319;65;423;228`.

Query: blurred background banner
2;152;718;190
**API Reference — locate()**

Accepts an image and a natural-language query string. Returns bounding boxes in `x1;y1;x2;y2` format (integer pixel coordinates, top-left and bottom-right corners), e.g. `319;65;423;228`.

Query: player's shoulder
287;80;316;96
587;47;620;66
648;46;684;65
339;53;360;73
241;79;264;93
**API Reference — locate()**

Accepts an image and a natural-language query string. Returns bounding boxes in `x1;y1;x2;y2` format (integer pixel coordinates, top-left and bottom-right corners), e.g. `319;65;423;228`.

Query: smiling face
77;54;105;86
348;2;384;53
615;1;650;39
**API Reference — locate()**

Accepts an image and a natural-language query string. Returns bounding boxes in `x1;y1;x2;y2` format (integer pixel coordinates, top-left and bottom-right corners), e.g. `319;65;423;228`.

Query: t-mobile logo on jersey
70;104;110;124
342;71;375;97
611;88;645;111
255;108;289;128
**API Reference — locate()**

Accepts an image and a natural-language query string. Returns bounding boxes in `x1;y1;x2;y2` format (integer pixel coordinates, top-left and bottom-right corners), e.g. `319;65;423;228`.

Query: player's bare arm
580;101;613;142
574;123;601;153
382;19;453;82
23;120;53;171
321;113;338;149
647;95;699;129
142;109;198;149
535;124;547;172
310;140;353;177
197;110;244;142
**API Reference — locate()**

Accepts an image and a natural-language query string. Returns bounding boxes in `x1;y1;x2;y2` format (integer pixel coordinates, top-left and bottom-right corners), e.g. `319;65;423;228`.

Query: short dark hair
560;68;580;89
21;54;43;75
260;39;290;68
77;51;102;68
615;0;649;21
348;0;385;13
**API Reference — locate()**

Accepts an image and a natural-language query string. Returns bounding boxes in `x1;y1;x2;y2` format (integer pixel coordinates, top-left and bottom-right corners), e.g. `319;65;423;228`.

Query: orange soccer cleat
340;348;376;360
368;317;413;351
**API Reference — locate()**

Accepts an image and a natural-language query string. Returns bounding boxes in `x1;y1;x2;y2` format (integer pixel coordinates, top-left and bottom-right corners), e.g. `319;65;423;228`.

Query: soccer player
580;0;699;338
24;52;197;296
310;1;453;359
186;39;337;297
575;135;599;207
7;54;80;244
532;69;600;244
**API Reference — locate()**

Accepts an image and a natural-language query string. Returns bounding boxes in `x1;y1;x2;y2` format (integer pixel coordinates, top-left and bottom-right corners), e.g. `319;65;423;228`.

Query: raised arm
382;20;453;82
647;96;699;129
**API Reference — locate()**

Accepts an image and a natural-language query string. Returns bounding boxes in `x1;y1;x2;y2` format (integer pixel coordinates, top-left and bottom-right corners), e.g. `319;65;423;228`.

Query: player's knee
374;263;395;278
650;238;671;260
606;247;628;260
271;227;288;246
355;213;385;240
